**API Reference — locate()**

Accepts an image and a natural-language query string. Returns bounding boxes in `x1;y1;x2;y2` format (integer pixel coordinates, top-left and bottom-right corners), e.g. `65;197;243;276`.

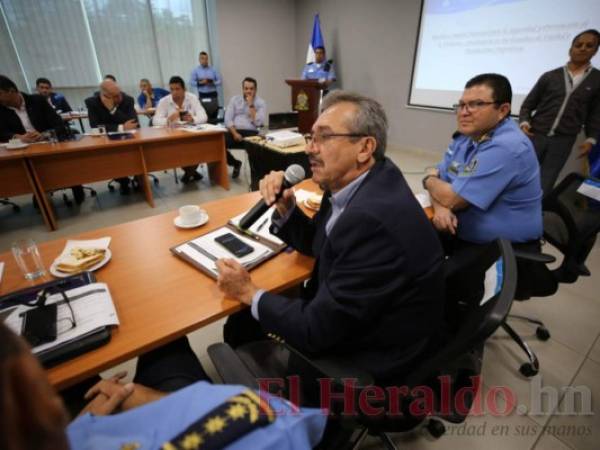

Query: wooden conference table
0;183;317;390
0;127;229;231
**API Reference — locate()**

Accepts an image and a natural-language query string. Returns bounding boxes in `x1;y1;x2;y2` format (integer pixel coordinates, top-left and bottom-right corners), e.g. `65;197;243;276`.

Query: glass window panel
83;0;161;92
0;0;99;89
150;0;210;88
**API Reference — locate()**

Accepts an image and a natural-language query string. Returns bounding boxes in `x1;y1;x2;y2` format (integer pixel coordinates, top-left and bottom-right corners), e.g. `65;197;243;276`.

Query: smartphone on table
214;233;254;258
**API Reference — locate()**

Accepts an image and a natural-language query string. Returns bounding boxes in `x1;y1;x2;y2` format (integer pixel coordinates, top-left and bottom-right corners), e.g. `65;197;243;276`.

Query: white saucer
6;143;29;150
174;213;209;229
50;249;112;278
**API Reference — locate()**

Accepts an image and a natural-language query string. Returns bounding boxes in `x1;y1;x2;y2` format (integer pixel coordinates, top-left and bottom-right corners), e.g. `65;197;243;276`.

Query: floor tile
532;433;574;450
481;330;585;426
508;286;600;357
587;335;600;364
542;358;600;450
359;385;543;450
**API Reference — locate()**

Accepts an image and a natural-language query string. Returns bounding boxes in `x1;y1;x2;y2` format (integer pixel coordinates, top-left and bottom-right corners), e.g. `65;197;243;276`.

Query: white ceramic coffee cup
179;205;203;225
90;128;100;136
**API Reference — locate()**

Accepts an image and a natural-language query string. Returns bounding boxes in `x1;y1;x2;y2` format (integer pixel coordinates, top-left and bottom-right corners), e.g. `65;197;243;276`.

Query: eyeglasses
304;132;368;145
28;287;77;332
452;101;498;113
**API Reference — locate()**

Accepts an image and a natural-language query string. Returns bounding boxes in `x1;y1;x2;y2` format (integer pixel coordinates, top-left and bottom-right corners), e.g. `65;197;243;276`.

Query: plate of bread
50;247;111;277
303;193;322;211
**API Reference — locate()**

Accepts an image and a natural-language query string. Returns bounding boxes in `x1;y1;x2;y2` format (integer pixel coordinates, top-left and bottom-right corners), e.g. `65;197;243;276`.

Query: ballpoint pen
256;218;269;232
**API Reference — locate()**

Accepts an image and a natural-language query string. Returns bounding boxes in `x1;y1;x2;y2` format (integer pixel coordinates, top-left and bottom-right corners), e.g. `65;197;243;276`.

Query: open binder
0;272;115;367
171;206;287;279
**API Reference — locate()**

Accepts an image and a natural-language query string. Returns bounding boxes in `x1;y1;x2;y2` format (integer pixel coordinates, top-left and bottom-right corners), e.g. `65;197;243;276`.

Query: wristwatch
422;174;437;190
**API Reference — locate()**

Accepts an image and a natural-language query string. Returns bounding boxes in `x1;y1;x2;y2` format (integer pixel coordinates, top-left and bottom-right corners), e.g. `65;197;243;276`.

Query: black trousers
440;236;498;331
133;337;210;392
530;133;577;197
225;129;258;167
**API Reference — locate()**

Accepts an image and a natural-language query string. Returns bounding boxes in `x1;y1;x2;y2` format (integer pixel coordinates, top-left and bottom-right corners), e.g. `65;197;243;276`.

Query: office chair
108;175;159;193
200;96;224;125
48;186;97;207
1;198;20;212
503;173;600;377
208;239;517;450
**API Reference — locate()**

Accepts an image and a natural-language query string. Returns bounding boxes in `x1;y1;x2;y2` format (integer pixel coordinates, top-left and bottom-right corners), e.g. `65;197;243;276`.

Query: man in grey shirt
519;29;600;196
224;77;267;179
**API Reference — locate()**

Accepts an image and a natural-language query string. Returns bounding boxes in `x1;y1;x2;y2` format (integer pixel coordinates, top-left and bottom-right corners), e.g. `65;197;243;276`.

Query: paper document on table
179;124;227;133
576;178;600;201
3;282;118;354
0;262;4;285
229;206;284;246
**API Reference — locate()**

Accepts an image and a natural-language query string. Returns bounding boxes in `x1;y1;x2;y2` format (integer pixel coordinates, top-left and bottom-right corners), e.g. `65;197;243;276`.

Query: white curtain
83;0;161;90
150;0;210;88
0;0;210;106
1;0;100;89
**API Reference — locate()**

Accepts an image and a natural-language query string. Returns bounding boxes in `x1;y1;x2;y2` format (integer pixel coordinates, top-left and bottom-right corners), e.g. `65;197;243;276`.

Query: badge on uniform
448;161;460;175
461;158;478;175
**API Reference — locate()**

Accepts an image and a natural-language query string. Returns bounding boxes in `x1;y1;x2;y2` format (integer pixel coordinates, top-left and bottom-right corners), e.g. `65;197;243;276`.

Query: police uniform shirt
301;61;336;81
437;118;543;244
67;381;326;450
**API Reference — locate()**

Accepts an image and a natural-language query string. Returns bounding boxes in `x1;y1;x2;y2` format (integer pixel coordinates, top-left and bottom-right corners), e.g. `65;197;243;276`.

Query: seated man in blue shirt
137;78;169;111
301;46;336;87
0;323;326;450
224;77;267;179
423;73;543;305
36;77;72;113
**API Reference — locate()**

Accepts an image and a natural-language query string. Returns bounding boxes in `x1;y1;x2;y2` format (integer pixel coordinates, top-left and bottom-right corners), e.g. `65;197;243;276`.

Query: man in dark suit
216;91;445;384
36;77;72;113
85;79;138;194
0;75;84;203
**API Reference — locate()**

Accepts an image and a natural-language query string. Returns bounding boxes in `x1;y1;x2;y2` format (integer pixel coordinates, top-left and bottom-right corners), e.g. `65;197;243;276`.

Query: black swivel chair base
83;186;97;198
50;186;96;207
108;175;159;193
501;321;542;377
1;198;20;212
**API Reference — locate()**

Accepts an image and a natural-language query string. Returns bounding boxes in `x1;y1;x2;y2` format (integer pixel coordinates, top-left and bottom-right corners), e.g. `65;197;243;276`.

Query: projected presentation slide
409;0;600;113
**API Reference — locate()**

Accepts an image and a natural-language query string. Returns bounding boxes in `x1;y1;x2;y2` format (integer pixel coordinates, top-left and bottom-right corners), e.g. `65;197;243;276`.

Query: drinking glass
11;239;46;280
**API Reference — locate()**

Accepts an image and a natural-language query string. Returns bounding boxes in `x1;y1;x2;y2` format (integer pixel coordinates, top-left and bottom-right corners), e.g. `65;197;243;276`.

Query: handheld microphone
324;59;333;72
239;164;305;230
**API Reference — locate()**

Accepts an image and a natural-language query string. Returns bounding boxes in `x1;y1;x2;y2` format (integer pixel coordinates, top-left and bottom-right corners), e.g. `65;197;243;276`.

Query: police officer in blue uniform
423;73;543;307
301;46;336;87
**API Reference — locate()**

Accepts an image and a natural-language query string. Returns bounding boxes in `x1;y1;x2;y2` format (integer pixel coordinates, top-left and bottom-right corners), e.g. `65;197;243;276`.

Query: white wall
294;0;457;154
214;0;297;116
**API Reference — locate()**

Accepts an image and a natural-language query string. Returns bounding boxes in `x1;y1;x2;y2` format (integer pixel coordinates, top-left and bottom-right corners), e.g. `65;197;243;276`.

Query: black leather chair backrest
405;239;516;386
200;96;219;120
543;172;600;282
